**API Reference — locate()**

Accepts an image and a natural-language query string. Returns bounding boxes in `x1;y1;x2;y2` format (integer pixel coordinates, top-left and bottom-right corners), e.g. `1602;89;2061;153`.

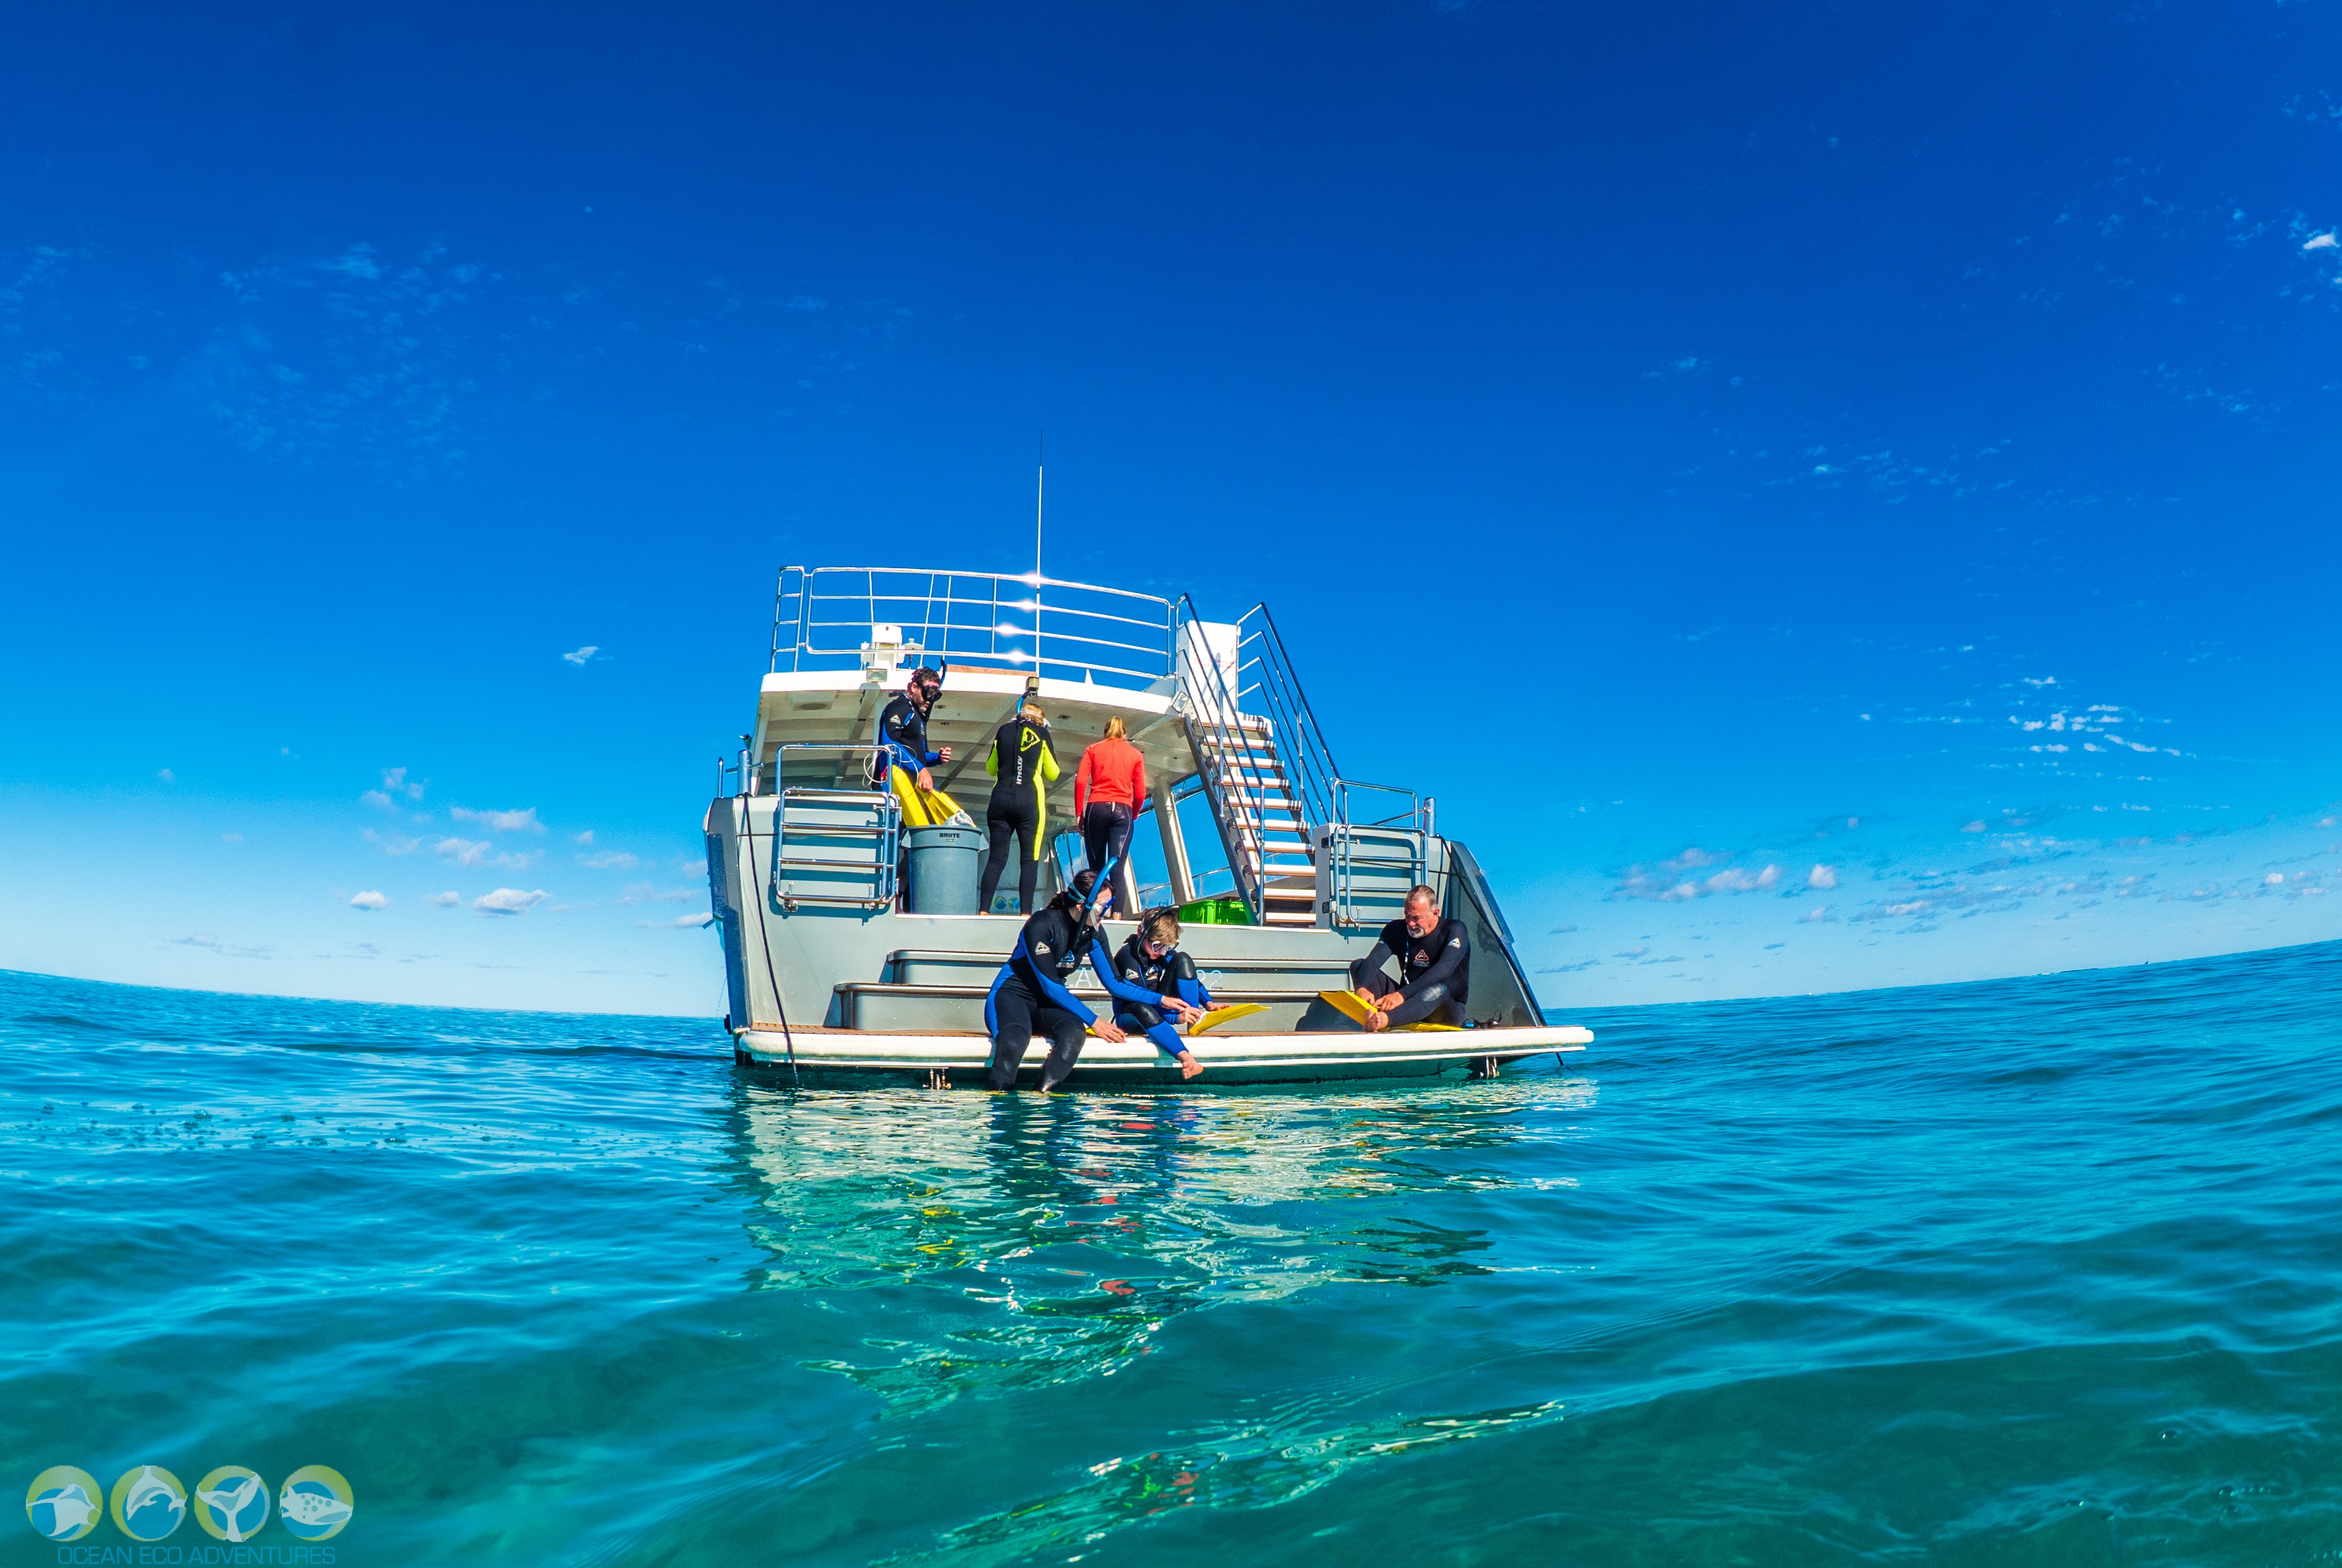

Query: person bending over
1349;884;1471;1031
978;702;1058;915
1112;908;1213;1080
983;865;1161;1090
1073;716;1145;912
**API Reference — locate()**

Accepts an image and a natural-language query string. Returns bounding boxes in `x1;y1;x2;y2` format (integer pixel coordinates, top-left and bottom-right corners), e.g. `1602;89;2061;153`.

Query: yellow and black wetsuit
977;717;1059;915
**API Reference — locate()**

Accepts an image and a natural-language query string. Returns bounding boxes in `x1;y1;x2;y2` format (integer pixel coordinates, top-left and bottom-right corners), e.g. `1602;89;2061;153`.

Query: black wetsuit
870;692;940;786
1349;915;1471;1028
984;901;1116;1090
1110;931;1214;1057
979;717;1058;915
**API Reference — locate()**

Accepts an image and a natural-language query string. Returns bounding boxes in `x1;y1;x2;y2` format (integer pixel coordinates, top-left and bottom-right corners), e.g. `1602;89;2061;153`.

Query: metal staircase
1174;598;1424;927
1186;713;1322;925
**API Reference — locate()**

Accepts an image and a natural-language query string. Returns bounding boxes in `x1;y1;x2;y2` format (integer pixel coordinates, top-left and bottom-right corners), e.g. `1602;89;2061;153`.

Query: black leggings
987;977;1088;1090
1349;963;1467;1028
1082;801;1134;901
979;791;1044;914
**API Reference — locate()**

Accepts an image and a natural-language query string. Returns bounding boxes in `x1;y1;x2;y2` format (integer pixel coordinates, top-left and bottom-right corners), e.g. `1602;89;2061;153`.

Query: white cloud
365;829;424;855
1807;864;1837;890
1961;821;1986;833
430;891;460;908
636;912;714;928
158;768;175;783
619;882;697;905
382;766;426;802
573;830;594;846
451;805;544;835
222;833;243;843
579;850;640;870
349;890;389;911
2265;872;2285;886
436;837;492;868
1802;906;1831;922
361;789;396;810
474;887;548;916
562;645;599;666
2305;231;2338;252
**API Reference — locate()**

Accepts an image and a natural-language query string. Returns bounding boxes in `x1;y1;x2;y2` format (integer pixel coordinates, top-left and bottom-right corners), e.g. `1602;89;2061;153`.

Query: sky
4;0;2341;1015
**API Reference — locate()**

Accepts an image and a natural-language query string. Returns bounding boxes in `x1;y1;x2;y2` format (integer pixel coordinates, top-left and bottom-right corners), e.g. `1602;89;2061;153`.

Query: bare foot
1177;1051;1204;1079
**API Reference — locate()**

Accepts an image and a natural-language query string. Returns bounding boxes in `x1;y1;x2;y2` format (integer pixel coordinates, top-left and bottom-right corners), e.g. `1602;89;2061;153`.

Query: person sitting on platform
872;666;958;827
984;865;1166;1091
1111;908;1212;1080
1349;884;1471;1031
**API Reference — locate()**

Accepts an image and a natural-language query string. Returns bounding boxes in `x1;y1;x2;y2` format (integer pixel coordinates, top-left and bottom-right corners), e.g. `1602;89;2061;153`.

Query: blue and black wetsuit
984;869;1154;1090
872;691;943;782
1111;931;1214;1060
1349;915;1471;1027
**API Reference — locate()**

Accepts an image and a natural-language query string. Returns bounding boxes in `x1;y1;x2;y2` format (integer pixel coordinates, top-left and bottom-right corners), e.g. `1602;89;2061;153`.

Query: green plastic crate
1178;895;1252;927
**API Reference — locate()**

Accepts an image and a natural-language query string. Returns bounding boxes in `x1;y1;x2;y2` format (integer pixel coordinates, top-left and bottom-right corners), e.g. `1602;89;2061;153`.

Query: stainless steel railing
771;566;1177;691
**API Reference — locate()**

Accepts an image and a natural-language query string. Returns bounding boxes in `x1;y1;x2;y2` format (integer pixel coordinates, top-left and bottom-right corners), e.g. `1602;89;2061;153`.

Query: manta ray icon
27;1482;98;1540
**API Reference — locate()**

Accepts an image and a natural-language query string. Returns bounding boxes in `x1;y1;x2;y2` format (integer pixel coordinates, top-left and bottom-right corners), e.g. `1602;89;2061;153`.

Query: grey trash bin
904;824;983;914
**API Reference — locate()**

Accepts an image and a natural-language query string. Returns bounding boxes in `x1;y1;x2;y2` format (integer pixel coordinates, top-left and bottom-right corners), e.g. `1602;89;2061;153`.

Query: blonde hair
1143;909;1182;946
1020;703;1046;724
1103;716;1128;741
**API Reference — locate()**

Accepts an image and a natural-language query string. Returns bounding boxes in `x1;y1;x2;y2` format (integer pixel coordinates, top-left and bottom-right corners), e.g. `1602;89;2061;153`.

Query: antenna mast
1032;430;1044;673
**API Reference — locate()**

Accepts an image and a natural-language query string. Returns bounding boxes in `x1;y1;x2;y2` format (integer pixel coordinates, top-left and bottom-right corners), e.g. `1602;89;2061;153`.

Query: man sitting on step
1349;884;1471;1031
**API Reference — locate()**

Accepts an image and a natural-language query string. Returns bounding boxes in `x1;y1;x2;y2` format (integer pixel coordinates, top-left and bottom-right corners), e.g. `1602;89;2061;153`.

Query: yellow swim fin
1188;1003;1268;1035
1314;989;1462;1032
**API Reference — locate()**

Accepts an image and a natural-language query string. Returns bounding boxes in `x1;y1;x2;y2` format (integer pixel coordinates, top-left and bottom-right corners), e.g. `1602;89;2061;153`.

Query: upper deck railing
771;566;1176;691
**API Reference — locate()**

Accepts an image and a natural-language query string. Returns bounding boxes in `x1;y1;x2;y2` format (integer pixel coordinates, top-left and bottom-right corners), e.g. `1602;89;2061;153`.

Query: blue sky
5;0;2341;1014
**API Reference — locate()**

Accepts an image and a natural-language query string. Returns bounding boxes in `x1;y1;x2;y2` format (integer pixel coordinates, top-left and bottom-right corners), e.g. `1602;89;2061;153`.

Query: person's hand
1362;1010;1389;1033
1093;1020;1128;1043
1374;992;1406;1013
915;767;936;792
938;746;954;764
1164;995;1200;1024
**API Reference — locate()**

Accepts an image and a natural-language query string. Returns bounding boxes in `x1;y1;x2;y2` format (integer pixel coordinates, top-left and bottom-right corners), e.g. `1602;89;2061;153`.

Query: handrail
1170;595;1267;923
771;565;1176;691
1232;602;1341;849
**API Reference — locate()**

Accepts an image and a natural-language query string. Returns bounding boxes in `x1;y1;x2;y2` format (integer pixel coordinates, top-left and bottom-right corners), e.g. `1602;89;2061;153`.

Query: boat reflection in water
724;1074;1597;1411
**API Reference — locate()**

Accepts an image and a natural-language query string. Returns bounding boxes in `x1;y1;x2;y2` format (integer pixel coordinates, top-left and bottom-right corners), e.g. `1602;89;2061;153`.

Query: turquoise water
5;944;2339;1565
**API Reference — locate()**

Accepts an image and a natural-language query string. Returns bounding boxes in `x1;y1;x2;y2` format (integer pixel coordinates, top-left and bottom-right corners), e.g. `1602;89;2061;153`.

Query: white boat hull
733;1023;1592;1087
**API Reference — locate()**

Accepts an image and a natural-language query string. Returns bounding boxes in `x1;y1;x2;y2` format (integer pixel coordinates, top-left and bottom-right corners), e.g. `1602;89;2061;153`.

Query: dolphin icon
120;1466;184;1537
196;1473;265;1542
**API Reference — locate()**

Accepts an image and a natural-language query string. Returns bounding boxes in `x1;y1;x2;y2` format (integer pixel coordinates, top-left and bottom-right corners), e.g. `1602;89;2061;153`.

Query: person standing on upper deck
978;701;1059;916
1074;716;1145;913
872;666;957;828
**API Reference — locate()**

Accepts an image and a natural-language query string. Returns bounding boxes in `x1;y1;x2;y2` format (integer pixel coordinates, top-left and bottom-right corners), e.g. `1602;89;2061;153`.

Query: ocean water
4;944;2339;1566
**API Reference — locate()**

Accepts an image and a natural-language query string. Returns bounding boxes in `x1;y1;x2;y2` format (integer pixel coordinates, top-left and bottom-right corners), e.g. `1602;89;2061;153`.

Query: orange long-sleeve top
1074;736;1147;816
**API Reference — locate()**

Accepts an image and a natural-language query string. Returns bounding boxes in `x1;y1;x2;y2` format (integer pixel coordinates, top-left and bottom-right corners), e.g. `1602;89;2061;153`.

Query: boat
703;566;1592;1086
